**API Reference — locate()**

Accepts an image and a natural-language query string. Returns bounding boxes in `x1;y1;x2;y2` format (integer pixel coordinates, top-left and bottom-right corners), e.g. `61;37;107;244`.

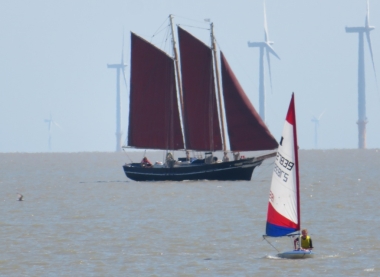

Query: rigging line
158;25;171;55
151;17;170;39
143;149;147;160
260;162;274;173
215;36;258;96
177;23;209;31
173;14;210;24
251;158;275;178
262;236;280;253
214;37;222;52
166;26;173;56
150;23;170;43
122;148;133;163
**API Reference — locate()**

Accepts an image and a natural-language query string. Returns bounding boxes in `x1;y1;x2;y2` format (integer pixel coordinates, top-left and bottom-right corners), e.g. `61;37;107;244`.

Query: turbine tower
107;34;128;152
345;0;377;149
44;113;60;152
248;1;280;122
311;111;325;149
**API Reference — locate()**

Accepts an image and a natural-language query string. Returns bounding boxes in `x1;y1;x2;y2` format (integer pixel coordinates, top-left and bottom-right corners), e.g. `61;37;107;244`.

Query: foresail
220;52;278;151
127;32;184;150
178;27;222;151
266;94;300;237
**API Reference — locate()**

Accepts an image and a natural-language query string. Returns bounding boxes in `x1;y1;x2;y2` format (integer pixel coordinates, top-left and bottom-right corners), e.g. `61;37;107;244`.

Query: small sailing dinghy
263;93;314;259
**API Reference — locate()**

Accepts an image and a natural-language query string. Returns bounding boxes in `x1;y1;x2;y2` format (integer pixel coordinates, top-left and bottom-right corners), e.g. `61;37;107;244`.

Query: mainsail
220;52;278;151
178;27;222;151
127;32;184;150
265;93;300;237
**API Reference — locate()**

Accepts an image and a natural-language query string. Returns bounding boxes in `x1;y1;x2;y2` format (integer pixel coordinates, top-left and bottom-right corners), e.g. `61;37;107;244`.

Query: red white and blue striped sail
266;93;300;237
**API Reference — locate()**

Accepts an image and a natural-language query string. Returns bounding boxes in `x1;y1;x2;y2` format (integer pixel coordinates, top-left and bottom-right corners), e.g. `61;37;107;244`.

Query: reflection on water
0;150;379;276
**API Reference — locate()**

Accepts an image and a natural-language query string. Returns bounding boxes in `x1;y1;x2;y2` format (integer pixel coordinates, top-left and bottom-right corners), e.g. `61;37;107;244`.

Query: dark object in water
17;193;23;201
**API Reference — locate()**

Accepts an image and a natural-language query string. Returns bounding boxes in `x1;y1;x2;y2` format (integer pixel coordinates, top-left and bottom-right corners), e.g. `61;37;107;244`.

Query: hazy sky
1;0;379;152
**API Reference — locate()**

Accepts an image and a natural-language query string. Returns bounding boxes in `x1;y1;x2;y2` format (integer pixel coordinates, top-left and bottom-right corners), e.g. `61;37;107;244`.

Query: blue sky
0;0;379;152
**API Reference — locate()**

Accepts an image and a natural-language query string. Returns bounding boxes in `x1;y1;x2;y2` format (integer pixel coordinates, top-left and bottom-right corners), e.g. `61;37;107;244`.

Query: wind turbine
44;113;60;152
107;33;128;152
311;110;325;149
345;0;377;149
248;1;280;123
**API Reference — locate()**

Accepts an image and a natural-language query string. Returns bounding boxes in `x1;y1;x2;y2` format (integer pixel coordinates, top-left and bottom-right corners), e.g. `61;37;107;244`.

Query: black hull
123;155;273;181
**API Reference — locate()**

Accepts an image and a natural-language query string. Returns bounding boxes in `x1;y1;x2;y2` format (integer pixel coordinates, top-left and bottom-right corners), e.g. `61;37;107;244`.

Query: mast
291;93;301;233
169;14;187;149
210;23;227;151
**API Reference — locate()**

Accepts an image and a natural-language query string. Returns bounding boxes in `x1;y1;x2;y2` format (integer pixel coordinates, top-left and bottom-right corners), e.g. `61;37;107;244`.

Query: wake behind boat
122;16;278;181
263;93;314;259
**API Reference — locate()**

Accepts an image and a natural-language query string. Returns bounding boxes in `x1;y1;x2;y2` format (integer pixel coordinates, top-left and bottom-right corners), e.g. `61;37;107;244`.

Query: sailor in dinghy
294;229;313;251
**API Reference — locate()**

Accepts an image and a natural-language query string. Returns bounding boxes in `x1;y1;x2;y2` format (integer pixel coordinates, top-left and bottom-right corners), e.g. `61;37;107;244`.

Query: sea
1;150;379;276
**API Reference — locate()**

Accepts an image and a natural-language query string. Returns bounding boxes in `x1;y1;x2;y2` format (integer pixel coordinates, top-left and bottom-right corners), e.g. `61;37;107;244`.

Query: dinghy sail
266;93;300;237
264;93;313;258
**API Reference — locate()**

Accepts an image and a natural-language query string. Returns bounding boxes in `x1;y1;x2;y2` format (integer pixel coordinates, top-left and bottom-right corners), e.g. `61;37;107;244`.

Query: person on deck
222;151;229;162
233;152;240;161
294;229;313;250
141;156;152;167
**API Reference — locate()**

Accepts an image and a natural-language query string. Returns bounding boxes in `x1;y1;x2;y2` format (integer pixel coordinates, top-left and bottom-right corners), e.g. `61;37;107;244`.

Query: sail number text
276;152;294;171
273;153;294;182
274;164;289;182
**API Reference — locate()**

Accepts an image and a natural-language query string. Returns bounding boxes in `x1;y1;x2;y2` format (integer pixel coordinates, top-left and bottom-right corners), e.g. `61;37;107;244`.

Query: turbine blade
265;43;280;60
364;0;378;87
365;31;378;84
365;0;370;28
263;0;268;42
318;109;326;120
120;29;128;91
121;29;125;64
52;121;61;129
122;66;128;90
266;49;273;93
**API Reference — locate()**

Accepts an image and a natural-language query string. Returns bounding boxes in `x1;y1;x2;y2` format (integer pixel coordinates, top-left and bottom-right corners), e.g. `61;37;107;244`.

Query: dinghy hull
277;250;314;259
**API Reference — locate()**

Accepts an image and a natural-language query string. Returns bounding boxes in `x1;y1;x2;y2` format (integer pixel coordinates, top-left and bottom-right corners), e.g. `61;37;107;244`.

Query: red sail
127;32;184;150
220;52;278;151
178;27;222;151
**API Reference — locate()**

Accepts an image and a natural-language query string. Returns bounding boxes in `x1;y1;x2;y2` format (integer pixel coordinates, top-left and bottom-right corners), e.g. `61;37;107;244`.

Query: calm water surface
0;150;379;276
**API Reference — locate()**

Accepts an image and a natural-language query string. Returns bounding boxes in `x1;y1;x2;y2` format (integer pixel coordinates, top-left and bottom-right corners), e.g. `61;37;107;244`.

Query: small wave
364;268;375;272
262;254;281;259
319;254;339;259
